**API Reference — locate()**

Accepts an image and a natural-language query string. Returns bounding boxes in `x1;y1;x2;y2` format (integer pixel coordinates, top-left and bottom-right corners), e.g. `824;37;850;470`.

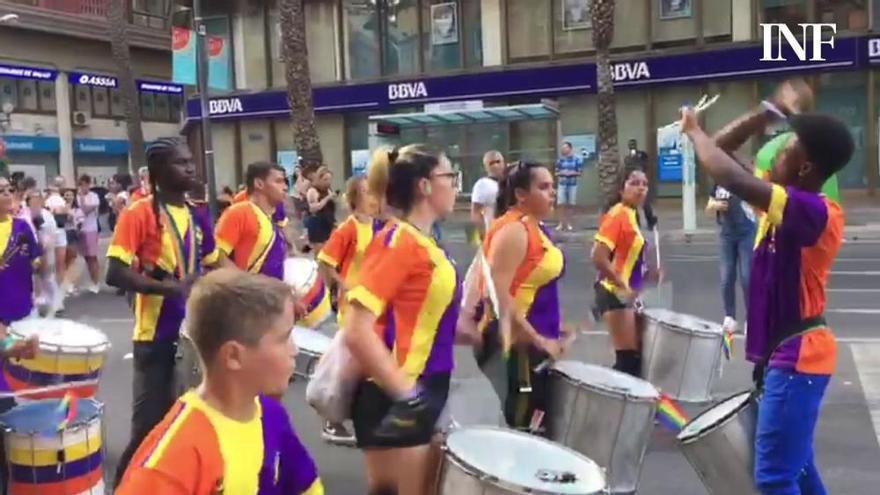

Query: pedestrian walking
305;167;337;254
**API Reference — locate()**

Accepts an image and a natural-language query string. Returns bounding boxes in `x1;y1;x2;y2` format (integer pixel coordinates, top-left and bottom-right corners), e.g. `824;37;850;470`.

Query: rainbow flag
56;391;78;431
722;329;734;360
656;393;688;433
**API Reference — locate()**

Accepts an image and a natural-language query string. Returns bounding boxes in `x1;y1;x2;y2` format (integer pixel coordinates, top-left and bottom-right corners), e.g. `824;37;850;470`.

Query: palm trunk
108;1;146;173
591;0;621;207
279;0;324;168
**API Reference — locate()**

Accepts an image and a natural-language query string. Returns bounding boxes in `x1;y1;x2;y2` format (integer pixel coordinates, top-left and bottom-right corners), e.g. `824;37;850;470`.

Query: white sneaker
722;317;737;333
88;284;101;295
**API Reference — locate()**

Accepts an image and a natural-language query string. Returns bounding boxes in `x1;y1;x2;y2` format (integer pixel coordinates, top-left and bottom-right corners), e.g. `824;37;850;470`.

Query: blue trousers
719;230;754;319
755;367;830;495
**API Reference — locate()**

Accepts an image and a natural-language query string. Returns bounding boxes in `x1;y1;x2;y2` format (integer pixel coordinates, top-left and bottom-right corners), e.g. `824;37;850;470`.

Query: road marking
579;329;880;343
851;344;880;448
827;309;880;315
832;271;880;275
828;288;880;293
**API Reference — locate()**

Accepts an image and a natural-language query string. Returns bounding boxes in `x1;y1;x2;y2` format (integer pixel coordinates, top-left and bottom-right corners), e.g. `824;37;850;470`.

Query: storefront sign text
611;62;650;82
388;82;428;101
209;98;244;115
71;73;119;88
0;64;57;81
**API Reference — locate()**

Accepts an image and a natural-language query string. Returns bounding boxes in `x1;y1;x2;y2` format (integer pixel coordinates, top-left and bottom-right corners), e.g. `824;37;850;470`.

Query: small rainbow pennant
55;391;78;432
722;329;734;360
656;393;688;433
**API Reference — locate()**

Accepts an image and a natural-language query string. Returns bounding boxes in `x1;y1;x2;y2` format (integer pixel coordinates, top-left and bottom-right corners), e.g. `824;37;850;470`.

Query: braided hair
145;137;184;232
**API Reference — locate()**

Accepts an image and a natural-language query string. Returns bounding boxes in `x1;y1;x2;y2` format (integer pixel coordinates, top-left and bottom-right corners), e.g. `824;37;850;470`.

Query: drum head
283;258;319;298
552;361;659;400
292;326;332;355
11;318;110;354
643;308;722;336
445;427;606;494
678;390;752;442
0;398;102;432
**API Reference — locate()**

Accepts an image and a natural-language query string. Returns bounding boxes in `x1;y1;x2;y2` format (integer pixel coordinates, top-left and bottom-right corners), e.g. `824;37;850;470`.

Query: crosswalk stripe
851;344;880;449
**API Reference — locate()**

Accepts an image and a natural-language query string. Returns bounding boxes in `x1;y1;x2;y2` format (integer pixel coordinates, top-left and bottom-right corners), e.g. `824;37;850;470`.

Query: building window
38;81;56;113
384;0;421;76
92;87;110;117
506;0;551;60
344;0;381;79
74;85;92;113
110;89;124;117
131;0;169;29
554;0;592;54
760;0;809;30
154;93;170;122
0;78;18;110
817;0;867;31
140;92;155;121
17;80;39;112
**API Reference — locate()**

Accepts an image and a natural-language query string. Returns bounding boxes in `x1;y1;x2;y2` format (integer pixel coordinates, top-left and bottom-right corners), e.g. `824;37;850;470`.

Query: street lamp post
192;1;218;218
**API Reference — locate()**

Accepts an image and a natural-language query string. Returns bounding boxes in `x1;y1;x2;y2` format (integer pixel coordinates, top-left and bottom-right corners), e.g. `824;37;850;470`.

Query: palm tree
279;0;324;168
591;0;621;207
108;0;147;173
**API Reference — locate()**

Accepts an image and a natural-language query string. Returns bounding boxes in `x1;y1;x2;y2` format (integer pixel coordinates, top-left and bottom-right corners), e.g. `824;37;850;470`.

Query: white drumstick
0;379;100;399
479;250;501;319
653;226;661;268
696;94;708;109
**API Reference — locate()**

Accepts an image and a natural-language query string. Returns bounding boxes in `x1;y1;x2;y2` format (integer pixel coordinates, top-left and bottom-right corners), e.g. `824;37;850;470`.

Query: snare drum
548;361;658;494
438;426;606;495
174;331;201;397
0;398;105;495
4;319;110;399
292;326;333;380
641;308;724;402
284;258;332;328
677;391;758;495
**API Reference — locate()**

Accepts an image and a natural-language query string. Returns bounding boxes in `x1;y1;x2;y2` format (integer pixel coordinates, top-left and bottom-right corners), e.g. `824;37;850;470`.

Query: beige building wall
212;123;239;193
275;114;347;190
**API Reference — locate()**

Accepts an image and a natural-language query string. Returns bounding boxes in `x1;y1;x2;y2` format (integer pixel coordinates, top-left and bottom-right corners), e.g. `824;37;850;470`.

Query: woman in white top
44;185;69;284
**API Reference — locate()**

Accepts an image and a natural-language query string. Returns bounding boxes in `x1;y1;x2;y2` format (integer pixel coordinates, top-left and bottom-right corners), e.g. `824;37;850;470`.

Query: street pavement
54;226;880;494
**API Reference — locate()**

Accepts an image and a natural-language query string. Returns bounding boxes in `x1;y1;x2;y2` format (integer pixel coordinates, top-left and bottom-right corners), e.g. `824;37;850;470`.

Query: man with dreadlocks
106;137;221;486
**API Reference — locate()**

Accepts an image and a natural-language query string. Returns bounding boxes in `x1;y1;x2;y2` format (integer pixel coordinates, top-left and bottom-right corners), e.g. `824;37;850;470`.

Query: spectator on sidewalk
555;141;583;231
469;150;504;243
76;175;101;294
706;185;756;333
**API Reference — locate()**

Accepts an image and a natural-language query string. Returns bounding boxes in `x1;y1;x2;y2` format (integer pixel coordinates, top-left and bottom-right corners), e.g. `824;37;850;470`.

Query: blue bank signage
74;138;130;155
185;34;874;122
0;63;57;81
2;135;60;153
68;72;184;94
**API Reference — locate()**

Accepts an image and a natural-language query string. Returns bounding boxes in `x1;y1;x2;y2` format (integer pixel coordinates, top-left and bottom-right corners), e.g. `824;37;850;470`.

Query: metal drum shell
677;391;759;495
548;362;657;494
174;332;201;397
641;309;724;402
292;325;334;380
437;427;607;495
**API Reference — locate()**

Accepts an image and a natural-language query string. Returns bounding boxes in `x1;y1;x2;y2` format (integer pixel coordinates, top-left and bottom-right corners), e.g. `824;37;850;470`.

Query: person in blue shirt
555;141;584;231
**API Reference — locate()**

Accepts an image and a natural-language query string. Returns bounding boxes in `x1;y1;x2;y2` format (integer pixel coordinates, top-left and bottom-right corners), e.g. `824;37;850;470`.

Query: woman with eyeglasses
591;167;660;377
471;161;568;438
343;144;465;495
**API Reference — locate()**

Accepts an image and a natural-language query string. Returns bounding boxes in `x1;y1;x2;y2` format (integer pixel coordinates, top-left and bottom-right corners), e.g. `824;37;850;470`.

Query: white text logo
760;23;836;62
209;98;244;115
611;62;651;82
388;82;428;101
78;74;118;87
869;38;880;58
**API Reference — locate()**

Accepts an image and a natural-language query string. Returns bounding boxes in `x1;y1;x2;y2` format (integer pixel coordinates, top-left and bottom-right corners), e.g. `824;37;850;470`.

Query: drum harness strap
753;315;826;393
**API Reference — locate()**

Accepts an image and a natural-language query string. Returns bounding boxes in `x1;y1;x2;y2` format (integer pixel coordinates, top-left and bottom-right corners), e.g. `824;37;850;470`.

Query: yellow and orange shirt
746;185;842;375
117;391;323;495
347;222;460;378
107;197;219;341
215;201;287;280
594;202;646;297
316;215;383;321
481;210;565;339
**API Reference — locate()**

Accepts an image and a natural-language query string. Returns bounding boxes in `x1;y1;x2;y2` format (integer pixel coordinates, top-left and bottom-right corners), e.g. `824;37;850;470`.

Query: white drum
438;427;607;495
641;308;724;402
284;257;333;328
548;361;658;494
677;391;759;495
6;318;110;399
292;326;333;380
283;257;320;298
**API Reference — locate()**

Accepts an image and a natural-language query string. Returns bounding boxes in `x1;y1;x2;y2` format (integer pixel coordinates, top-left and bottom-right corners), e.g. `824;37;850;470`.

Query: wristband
0;337;15;351
760;100;788;121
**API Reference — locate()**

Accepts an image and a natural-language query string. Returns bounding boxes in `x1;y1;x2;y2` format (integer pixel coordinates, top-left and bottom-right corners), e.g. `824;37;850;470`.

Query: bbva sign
209;98;244;115
388;81;428;101
611;62;651;82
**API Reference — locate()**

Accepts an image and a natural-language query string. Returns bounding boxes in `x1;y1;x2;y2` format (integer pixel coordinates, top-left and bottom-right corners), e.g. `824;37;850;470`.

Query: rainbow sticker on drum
4;319;110;399
285;258;333;328
0;398;104;495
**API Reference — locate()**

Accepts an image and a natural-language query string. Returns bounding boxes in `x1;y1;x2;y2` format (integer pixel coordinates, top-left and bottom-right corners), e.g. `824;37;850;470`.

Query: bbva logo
611;62;651;82
209;98;244;115
388;82;428;101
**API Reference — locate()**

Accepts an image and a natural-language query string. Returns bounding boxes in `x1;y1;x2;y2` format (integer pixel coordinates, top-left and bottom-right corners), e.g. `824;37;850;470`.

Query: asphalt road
50;231;880;494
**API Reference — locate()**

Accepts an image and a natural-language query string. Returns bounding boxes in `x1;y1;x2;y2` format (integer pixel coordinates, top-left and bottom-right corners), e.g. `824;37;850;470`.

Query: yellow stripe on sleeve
347;286;385;317
767;184;788;226
594;233;615;250
316;250;340;268
107;244;135;265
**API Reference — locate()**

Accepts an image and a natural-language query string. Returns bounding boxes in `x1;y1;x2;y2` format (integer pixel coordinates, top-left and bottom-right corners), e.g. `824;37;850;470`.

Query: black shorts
351;373;450;449
594;281;631;316
504;346;554;438
305;217;334;244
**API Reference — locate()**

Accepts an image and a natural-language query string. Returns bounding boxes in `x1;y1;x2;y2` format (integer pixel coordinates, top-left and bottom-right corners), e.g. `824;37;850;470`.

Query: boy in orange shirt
117;269;323;495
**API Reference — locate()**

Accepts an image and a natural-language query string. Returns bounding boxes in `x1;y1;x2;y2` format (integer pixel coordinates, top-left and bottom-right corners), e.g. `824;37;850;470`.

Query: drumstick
653;226;661;269
0;379;100;399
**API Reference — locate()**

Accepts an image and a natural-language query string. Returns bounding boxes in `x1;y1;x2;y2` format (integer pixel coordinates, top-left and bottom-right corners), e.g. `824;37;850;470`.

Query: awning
368;102;559;128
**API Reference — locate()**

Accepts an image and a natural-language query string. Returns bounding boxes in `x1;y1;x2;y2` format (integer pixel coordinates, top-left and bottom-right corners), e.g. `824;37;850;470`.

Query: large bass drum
284;257;332;328
437;427;607;495
641;308;724;402
548;361;658;494
677;390;759;495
